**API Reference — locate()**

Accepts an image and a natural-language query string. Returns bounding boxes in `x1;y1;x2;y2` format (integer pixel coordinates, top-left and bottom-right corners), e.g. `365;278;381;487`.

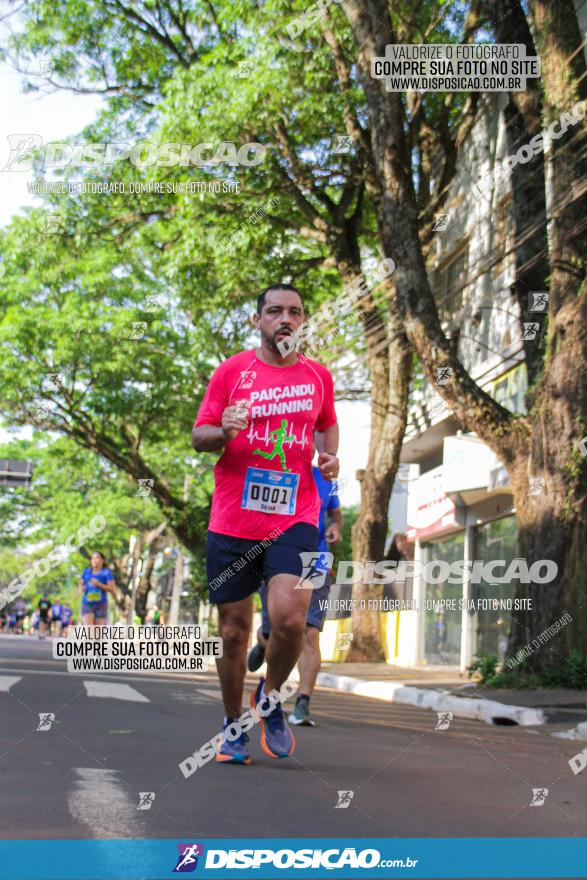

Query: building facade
391;86;534;670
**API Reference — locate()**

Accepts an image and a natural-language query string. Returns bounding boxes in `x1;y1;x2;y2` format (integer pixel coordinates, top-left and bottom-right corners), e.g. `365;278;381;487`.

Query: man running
14;598;27;634
50;598;64;637
248;456;343;726
37;593;51;639
62;604;73;636
192;284;339;765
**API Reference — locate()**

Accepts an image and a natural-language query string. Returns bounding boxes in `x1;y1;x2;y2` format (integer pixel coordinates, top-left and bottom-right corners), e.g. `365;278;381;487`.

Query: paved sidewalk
310;662;587;734
321;662;464;688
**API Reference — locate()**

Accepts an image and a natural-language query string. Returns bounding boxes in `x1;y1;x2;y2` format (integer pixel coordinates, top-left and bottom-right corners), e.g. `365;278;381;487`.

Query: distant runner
50;598;64;637
192;284;339;765
14;598;27;633
37;593;51;639
79;552;115;633
62;604;73;636
248;459;343;726
146;605;163;626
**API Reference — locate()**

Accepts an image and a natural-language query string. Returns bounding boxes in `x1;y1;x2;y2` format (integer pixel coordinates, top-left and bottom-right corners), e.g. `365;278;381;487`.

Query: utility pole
167;473;191;626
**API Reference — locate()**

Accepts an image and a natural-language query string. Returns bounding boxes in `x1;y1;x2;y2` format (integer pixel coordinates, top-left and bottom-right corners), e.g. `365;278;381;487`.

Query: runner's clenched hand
221;404;249;441
317;452;339;481
326;522;341;544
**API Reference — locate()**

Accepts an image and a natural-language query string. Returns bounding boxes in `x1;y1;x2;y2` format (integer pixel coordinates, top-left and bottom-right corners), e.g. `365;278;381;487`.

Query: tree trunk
136;542;159;620
132;522;167;620
348;296;411;662
324;232;411;662
504;0;587;665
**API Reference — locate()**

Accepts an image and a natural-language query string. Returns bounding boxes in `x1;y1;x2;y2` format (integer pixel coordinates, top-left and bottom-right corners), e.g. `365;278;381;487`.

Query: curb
551;721;587;741
302;670;546;727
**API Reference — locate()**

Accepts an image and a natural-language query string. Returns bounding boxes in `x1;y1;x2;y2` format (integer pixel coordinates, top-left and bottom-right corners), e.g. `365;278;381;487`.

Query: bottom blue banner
0;837;585;878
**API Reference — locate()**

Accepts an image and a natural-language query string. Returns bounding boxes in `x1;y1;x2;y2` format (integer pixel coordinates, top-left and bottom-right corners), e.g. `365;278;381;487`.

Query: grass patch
467;651;587;689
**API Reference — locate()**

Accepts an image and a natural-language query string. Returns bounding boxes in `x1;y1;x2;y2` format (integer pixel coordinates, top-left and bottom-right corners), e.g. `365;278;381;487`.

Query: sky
0;58;371;504
0;62;103;228
0;59;102;447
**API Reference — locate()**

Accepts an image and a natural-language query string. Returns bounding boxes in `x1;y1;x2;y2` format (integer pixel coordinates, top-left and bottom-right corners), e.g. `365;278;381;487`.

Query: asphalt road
0;634;585;848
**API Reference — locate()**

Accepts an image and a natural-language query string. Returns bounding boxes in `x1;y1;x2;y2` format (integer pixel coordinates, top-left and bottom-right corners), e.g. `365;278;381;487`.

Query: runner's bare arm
326;508;343;543
315;424;340;479
314;423;339;456
192;406;249;452
191;424;227;452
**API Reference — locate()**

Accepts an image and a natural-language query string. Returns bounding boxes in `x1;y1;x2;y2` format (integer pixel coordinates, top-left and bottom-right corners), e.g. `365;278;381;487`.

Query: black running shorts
207;522;319;604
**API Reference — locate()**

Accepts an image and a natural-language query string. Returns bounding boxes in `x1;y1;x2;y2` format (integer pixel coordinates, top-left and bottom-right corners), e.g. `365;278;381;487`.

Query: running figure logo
237;370;256;389
253;419;294;472
522;321;540;340
295;552;333;589
435;712;453;731
173;843;204;872
335;791;354;809
36;713;55;731
137;792;156;810
528;292;549;312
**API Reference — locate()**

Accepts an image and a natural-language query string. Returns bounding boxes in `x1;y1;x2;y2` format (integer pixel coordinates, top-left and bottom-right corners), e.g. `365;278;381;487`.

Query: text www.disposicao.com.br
69;657;203;671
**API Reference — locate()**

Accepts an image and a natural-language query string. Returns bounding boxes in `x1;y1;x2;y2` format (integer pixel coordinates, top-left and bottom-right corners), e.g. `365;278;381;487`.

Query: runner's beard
261;327;293;352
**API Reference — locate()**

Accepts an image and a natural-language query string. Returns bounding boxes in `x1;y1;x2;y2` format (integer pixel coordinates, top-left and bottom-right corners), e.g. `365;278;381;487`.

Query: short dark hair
92;550;106;562
256;284;303;314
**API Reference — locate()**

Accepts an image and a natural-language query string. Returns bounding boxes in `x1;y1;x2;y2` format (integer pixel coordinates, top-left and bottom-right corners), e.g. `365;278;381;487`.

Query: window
474;516;519;661
493;196;513;283
491;364;527;415
421;533;465;665
433;242;469;324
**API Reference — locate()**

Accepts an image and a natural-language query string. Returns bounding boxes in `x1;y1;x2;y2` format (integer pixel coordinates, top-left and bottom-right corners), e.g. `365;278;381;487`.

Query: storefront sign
407;466;458;540
442;435;494;494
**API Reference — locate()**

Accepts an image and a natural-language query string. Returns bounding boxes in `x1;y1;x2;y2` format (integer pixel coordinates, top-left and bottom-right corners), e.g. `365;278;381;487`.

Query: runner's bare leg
81;612;95;636
297;626;322;696
215;595;253;718
264;573;312;693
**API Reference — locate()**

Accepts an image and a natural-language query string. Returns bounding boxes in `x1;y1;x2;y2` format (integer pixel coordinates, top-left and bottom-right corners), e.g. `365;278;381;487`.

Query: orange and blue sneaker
250;677;295;759
215;720;252;765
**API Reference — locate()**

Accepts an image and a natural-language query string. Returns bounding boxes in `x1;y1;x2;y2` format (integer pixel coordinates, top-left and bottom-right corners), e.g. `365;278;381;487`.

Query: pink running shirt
194;350;337;540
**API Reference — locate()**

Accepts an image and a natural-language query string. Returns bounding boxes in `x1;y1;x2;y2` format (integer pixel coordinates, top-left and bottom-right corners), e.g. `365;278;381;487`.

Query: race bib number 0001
241;467;300;515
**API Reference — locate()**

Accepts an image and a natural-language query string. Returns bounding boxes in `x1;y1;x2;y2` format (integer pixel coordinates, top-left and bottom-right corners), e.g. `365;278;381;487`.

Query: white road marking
169;690;215;704
68;768;144;838
0;675;22;692
0;665;212;684
83;681;149;702
196;688;223;700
